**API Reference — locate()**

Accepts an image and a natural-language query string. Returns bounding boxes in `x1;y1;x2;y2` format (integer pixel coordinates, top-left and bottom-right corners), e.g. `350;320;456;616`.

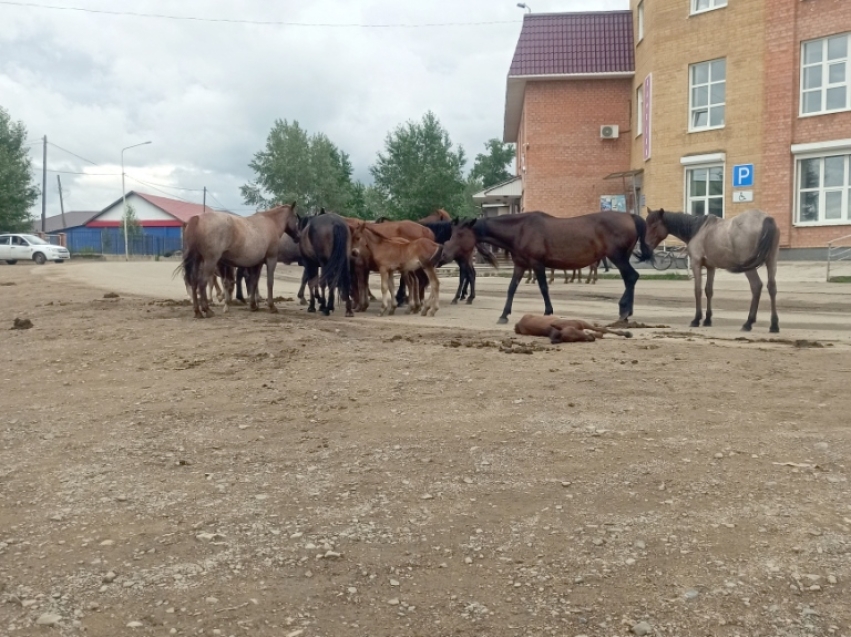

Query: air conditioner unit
600;125;620;139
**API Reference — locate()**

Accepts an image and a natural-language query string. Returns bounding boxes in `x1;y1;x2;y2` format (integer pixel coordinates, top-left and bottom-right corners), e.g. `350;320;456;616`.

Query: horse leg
423;265;440;316
378;270;391;316
610;255;639;321
405;273;417;314
451;260;464;305
297;268;308;306
235;267;246;303
585;266;593;284
465;259;477;305
703;266;716;327
690;263;704;328
387;271;397;315
265;258;279;313
395;275;407;307
305;265;318;313
742;268;764;332
533;265;554;316
198;261;217;318
525;270;533;284
498;264;526;324
767;250;779;333
548;269;555;284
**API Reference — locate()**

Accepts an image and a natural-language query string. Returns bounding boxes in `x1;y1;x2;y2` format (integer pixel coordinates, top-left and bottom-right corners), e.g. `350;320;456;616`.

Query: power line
48;141;98;165
124;174;196;203
0;1;519;28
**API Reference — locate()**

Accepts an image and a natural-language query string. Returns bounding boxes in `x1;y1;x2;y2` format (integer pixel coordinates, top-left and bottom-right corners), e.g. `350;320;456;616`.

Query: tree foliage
470;138;516;189
369;111;469;220
241;119;358;214
0;106;38;232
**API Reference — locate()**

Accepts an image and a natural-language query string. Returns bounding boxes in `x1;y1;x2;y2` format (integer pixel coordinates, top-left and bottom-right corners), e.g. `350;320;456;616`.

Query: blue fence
65;227;183;256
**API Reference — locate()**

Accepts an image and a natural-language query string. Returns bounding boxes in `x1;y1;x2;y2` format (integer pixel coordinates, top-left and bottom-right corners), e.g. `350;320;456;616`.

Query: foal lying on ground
514;314;633;343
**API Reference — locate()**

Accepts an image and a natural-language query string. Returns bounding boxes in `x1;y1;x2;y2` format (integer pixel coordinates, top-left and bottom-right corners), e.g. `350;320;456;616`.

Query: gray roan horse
644;209;780;332
180;203;299;318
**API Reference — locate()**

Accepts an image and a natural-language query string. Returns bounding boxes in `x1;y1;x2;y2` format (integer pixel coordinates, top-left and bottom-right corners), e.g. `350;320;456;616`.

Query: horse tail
631;214;654;263
728;215;778;273
475;242;499;269
319;221;352;304
175;217;202;287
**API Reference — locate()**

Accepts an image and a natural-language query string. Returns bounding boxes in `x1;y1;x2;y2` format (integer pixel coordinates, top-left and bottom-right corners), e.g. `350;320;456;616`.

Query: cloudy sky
1;0;626;217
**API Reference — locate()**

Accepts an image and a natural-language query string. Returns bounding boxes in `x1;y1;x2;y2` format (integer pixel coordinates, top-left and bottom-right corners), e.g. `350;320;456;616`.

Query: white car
0;234;71;265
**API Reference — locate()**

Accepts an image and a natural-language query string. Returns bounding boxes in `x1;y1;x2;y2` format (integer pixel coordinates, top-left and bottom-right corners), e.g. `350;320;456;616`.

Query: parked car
0;234;71;264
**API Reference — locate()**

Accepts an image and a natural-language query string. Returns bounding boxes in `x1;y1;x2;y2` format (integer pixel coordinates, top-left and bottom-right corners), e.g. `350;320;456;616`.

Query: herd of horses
179;203;781;334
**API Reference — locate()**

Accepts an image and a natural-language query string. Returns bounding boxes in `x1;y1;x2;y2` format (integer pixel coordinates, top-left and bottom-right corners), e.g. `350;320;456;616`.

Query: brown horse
449;211;653;323
645;208;780;332
418;208;452;224
234;234;308;306
514;314;633;342
349;224;442;316
348;219;435;312
427;220;499;304
180;203;299;318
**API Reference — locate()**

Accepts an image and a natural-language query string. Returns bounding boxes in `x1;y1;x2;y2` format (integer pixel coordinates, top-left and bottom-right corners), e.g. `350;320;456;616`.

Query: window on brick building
636;85;644;136
801;34;850;116
689;59;726;131
691;0;727;14
686;166;724;218
637;1;644;42
796;154;851;225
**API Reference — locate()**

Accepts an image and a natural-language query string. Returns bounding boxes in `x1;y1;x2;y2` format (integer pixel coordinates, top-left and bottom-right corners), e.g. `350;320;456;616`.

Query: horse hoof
769;325;780;334
346;311;354;318
740;323;753;332
702;319;712;327
299;298;307;306
450;299;458;305
307;307;316;313
268;306;279;314
465;298;474;305
497;316;509;325
690;320;700;328
388;308;396;316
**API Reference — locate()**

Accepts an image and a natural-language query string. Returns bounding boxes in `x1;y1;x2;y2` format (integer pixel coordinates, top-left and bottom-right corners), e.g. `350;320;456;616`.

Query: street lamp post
121;141;152;261
517;3;532;13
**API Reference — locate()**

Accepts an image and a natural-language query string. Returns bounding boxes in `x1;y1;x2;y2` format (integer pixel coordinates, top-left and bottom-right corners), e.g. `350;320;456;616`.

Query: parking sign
733;164;754;188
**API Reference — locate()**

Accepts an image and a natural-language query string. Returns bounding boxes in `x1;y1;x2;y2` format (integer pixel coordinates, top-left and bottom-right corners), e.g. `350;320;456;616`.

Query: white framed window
636;84;644;136
691;0;727;15
796;153;851;225
686;165;724;218
801;33;850;116
637;1;644;42
689;58;726;131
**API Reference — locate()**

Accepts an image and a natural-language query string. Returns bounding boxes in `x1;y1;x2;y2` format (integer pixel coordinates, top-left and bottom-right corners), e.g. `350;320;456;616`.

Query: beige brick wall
630;0;766;219
519;79;632;217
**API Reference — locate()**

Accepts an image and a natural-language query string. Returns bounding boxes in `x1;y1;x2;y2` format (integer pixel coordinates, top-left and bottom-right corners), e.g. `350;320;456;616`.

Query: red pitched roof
134;192;226;224
508;11;635;77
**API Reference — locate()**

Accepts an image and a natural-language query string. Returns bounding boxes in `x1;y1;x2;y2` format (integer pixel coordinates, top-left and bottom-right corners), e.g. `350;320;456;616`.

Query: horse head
644;208;669;250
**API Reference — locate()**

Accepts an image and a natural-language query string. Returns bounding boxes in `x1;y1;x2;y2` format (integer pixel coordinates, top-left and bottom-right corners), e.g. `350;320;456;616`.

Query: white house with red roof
61;191;235;255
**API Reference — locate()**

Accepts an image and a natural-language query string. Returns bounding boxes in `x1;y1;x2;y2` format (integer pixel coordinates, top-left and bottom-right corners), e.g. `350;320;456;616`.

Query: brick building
505;1;851;253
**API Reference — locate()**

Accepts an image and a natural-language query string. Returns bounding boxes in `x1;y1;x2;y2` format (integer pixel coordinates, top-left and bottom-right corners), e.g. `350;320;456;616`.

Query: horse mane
419;221;453;243
654;210;708;243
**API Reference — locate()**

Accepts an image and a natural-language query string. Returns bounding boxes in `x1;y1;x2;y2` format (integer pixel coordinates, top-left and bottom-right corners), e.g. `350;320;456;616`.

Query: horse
179;203;299;318
514;314;633;343
525;259;609;286
348;218;435;312
644;208;780;332
447;211;653;324
417;208;452;224
349;223;443;317
420;220;499;305
234;234;308;306
298;212;354;317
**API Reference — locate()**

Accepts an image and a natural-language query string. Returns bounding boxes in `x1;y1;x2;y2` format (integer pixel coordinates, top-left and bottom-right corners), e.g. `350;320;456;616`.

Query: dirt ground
2;260;851;637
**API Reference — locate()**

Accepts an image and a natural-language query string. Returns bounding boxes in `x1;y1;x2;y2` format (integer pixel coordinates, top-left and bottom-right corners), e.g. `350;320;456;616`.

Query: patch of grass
828;276;851;283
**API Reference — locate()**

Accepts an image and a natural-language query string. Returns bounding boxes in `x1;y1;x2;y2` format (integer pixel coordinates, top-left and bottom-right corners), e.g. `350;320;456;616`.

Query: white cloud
0;0;628;216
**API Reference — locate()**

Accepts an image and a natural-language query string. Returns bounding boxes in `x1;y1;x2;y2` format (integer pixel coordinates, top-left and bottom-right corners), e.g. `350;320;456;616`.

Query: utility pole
203;187;207;214
41;135;47;233
57;175;67;230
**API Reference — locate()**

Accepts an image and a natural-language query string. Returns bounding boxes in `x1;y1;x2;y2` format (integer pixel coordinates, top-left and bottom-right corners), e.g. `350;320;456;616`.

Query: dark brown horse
299;212;353;317
180;203;299;318
447;211;652;324
423;220;498;305
645;208;780;332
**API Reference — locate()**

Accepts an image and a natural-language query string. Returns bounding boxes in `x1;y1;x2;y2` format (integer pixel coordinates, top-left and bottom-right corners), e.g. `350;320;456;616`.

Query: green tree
241;119;355;213
369;111;468;220
122;203;143;254
0;106;39;231
470;138;516;189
